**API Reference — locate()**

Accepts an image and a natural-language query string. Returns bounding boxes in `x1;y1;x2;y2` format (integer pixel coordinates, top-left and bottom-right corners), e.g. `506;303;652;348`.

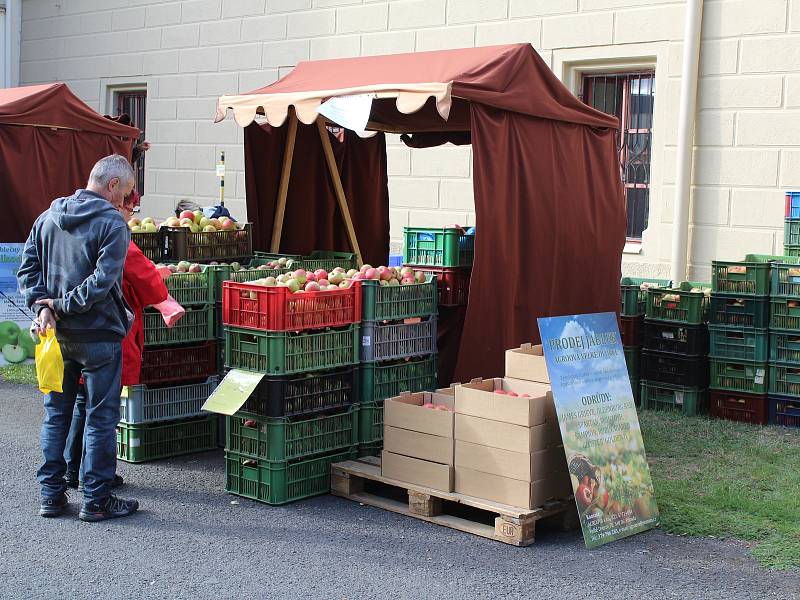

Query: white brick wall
16;0;800;277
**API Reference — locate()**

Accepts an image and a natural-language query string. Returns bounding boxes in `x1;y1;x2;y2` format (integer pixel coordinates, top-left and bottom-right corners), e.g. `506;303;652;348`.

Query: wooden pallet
331;456;578;546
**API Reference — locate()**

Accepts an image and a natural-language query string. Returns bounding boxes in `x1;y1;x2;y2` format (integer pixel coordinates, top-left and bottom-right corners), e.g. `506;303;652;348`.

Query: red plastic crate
709;390;768;425
139;340;218;386
412;266;471;306
619;315;644;347
222;280;362;332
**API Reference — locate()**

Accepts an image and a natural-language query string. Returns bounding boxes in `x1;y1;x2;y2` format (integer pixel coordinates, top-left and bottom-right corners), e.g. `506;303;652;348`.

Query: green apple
17;334;36;359
0;321;20;348
199;217;212;229
2;344;26;364
142;222;157;233
193;210;205;225
142;217;155;225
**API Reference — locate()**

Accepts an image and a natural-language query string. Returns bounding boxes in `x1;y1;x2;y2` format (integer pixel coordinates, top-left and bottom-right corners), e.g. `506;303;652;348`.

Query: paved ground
1;381;798;600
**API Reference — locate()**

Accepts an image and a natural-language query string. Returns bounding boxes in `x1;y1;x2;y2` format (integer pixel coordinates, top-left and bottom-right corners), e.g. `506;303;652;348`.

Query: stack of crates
220;275;362;505
620;277;671;407
708;256;776;424
640;282;711;416
768;256;800;429
117;265;220;463
784;191;800;257
357;274;439;457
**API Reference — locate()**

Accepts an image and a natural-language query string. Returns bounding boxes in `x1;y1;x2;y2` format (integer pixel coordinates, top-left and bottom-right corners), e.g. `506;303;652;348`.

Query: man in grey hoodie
18;154;140;522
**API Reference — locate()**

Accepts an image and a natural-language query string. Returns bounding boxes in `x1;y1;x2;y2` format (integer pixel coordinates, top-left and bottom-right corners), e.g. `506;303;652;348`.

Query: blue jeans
64;386;86;481
38;341;122;505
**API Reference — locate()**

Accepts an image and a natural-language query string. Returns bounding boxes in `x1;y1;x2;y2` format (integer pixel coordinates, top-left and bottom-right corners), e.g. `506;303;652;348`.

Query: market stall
214;43;626;382
0;82;139;242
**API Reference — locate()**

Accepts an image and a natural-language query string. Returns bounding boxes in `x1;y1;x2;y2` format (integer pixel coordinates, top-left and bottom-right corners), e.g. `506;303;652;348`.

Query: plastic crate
238;367;358;419
646;282;710;324
784;220;800;247
139;340;218;386
770;260;800;297
619;315;644;347
116;415;217;463
710;294;770;328
709;390;769;425
164;267;213;306
360;355;437;404
224;325;359;375
631;377;641;408
131;231;161;261
360;276;437;321
769;330;800;363
410;266;470;306
708;325;769;362
640;349;708;387
770;297;800;331
710;358;768;394
225;447;356;505
620;277;672;316
225;405;358;462
253;250;358;272
786;192;800;219
160;224;253;263
361;318;437;362
221;281;361;332
143;304;214;347
624;346;640;380
711;254;791;296
357;441;383;458
403;227;474;267
643;320;709;356
229;266;286;284
358;399;384;445
785;245;800;258
120;376;219;424
640;380;708;416
768;395;800;427
768;362;800;397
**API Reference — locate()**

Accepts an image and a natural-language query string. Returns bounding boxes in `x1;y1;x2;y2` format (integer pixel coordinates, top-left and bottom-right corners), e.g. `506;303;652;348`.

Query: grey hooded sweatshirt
18;189;132;343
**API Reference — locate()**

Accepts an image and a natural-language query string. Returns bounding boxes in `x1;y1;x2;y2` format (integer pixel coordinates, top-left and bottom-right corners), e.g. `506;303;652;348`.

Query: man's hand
35;298;56;311
34;306;57;335
137;141;151;153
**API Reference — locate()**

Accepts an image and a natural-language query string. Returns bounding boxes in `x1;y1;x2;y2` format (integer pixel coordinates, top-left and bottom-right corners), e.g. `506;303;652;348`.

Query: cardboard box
455;377;553;426
454;441;566;481
384;426;454;465
455;413;562;453
454;467;571;509
505;343;550;384
381;451;454;492
384;391;455;438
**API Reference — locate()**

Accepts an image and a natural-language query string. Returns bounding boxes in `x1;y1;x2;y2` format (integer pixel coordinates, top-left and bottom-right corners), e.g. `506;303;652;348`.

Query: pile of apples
128;210;241;234
244;264;429;295
421;403;453;412
494;390;533;398
349;264;427;286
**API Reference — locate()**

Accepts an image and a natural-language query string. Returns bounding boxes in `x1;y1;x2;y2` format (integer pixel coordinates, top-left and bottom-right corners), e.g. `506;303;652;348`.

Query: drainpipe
670;0;704;283
3;2;9;88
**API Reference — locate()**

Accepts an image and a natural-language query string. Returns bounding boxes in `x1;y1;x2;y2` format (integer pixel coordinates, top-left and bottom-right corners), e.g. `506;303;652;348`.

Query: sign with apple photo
0;244;36;366
537;312;659;549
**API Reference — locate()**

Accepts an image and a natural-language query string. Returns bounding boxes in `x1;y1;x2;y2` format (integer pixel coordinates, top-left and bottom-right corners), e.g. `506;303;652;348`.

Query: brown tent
0;83;140;242
215;44;626;383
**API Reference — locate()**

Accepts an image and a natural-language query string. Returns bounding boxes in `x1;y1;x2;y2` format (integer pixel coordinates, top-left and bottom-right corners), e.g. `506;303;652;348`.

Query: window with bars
115;89;147;194
581;71;655;241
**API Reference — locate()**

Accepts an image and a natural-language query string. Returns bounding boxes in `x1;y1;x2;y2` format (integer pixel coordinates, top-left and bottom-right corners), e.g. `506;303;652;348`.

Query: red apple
179;210;195;221
576;483;593;509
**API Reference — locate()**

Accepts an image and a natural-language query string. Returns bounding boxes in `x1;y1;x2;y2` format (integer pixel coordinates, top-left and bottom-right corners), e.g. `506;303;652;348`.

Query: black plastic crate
640;349;709;387
642;320;709;356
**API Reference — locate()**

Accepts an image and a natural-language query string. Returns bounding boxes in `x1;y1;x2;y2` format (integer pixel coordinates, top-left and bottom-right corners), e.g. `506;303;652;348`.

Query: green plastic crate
253;250;358;272
360;276;437;321
785;245;800;258
769;362;800;397
710;358;768;394
224;325;359;375
640;380;708;416
116;415;217;463
712;254;797;296
225;447;356;505
708;325;769;362
646;282;711;324
770;260;800;297
163;268;212;306
357;441;383;458
620;277;671;316
360;355;437;404
624;346;640;380
358;400;384;445
229;266;285;283
225;406;358;462
784;219;800;246
631;377;640;408
403;227;474;267
770;297;800;330
769;330;800;363
144;304;214;347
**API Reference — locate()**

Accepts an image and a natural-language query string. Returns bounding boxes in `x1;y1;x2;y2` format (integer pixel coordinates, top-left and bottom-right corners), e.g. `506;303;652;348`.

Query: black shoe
65;476;79;490
40;494;69;518
76;474;124;493
79;495;139;522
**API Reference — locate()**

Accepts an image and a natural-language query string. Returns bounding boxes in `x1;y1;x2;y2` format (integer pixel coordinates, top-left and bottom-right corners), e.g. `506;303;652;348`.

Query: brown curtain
454;104;626;381
0;125;133;242
244;122;389;267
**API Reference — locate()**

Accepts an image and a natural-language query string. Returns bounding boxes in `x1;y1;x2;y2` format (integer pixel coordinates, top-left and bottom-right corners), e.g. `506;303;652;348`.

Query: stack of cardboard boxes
381;343;571;509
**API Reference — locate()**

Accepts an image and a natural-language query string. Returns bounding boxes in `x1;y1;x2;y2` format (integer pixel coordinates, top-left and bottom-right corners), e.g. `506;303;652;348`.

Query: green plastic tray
403;227;474;267
710;358;768;394
360;355;437;404
143;304;214;347
116;415;217;463
620;277;671;316
770;297;800;330
769;362;800;397
360;276;437;321
624;346;640;380
712;254;798;296
640;380;708;416
769;330;800;363
708;325;769;362
358;400;384;445
646;282;710;324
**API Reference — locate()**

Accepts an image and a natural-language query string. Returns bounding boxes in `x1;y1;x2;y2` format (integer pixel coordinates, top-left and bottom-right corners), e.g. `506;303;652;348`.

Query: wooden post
316;118;363;266
270;110;298;253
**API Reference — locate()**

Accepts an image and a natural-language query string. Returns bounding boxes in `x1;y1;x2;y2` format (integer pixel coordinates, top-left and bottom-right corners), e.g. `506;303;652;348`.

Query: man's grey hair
88;154;135;188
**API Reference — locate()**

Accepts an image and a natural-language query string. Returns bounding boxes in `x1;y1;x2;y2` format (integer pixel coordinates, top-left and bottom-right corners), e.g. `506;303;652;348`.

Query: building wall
16;0;800;280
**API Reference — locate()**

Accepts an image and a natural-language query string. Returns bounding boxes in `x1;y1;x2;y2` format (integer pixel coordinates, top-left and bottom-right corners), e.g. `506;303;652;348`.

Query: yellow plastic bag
35;329;63;394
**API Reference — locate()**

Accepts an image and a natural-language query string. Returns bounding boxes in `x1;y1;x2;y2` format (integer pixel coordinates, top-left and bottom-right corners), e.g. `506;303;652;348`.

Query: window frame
113;87;147;195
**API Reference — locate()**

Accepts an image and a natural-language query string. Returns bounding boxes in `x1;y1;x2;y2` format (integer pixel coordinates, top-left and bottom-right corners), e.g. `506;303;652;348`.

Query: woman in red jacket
64;194;169;489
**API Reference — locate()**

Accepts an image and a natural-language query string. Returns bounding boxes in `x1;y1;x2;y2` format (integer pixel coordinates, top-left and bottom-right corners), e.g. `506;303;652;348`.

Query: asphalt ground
1;381;798;600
